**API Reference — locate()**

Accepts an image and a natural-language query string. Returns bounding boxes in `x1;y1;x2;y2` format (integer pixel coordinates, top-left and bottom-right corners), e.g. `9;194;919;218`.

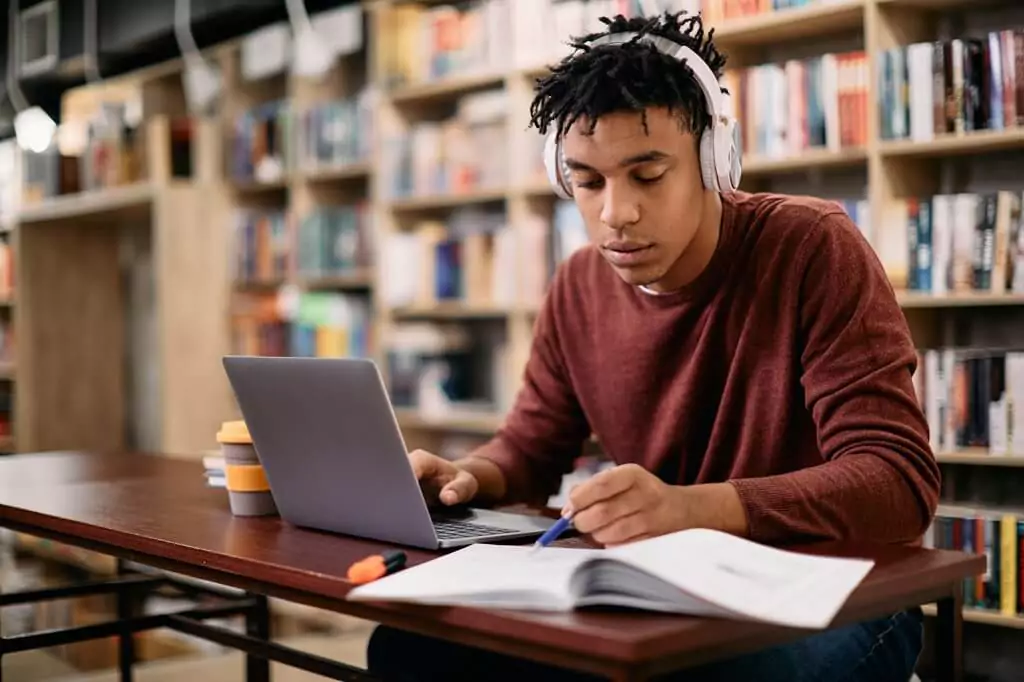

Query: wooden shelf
879;127;1024;159
300;163;372;183
234;279;286;292
388;72;505;106
0;435;15;452
713;0;865;47
389;189;507;212
394;408;504;434
897;292;1024;308
391;302;515;320
228;178;289;194
921;605;1024;630
877;0;1004;9
16;183;154;225
743;147;868;175
936;449;1024;467
297;270;374;290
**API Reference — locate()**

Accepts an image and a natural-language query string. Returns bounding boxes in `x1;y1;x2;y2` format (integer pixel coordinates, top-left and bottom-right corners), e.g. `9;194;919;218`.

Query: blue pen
529;512;574;554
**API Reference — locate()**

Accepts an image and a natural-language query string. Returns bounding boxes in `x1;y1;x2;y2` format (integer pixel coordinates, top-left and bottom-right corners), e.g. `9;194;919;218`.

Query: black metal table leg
116;559;135;682
246;594;271;682
935;582;964;682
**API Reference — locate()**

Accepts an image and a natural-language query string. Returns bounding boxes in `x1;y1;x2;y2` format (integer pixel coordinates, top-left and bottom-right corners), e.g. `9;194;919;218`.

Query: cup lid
217;420;252;444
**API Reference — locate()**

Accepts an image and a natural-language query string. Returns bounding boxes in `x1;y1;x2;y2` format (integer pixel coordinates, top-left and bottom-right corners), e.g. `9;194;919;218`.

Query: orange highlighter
347;550;407;585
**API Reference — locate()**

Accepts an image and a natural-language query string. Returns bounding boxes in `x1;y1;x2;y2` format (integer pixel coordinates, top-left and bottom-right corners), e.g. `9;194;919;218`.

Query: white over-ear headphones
543;31;742;200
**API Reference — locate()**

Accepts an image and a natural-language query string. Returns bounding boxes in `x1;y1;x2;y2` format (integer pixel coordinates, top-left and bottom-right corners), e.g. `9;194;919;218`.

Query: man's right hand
409;449;480;506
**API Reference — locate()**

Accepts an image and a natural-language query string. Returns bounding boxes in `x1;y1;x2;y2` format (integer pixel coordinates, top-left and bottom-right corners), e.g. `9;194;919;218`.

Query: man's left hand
565;463;749;546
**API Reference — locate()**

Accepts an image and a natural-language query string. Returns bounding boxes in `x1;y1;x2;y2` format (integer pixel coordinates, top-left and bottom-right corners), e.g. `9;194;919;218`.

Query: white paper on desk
347;529;875;629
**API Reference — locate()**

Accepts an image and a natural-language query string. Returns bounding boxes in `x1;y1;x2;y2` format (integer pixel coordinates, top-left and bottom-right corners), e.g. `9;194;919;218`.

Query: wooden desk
0;452;983;682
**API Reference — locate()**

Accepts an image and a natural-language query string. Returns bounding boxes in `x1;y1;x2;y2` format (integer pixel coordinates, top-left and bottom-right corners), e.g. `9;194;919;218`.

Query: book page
608;529;874;629
347;544;601;610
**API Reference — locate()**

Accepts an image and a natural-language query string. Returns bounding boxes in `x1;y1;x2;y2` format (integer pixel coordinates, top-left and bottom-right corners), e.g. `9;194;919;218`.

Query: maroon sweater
476;191;941;545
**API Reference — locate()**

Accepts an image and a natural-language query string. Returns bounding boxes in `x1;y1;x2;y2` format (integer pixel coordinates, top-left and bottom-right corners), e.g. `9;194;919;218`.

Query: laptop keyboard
433;518;516;540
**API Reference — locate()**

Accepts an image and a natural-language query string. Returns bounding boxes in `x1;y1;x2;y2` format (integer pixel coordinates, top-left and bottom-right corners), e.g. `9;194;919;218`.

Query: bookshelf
6;0;1024;664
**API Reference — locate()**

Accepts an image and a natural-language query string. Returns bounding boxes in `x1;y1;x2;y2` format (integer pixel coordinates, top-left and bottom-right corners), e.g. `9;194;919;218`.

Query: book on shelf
879;31;1024;143
231;92;374;183
926;509;1024;618
295;204;374;280
834;198;872;246
231;290;372;359
916;348;1024;458
383;208;517;308
880;191;1024;294
726;50;868;161
703;0;836;25
295;93;375;172
0;240;14;300
386;322;510;416
232;100;291;184
383;89;507;199
233;209;290;284
376;0;512;88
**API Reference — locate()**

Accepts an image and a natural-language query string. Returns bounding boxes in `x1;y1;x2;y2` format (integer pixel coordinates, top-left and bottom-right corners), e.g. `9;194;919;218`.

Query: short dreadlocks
528;11;727;141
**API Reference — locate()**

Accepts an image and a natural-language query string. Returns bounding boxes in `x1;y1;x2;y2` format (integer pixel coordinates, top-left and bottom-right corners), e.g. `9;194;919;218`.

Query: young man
368;11;940;682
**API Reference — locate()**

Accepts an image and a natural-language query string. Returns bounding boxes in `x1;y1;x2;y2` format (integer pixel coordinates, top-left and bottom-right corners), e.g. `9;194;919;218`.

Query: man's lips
603;242;652;253
602;242;654;266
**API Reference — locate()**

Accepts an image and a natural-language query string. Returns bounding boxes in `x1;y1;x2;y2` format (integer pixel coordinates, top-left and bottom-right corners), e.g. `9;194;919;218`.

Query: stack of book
203;454;225;489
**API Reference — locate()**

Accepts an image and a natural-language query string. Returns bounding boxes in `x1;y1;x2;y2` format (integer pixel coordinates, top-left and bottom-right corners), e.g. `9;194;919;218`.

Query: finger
591;511;651;547
571;489;644;535
567;464;641;514
408;450;438;479
440;470;477;506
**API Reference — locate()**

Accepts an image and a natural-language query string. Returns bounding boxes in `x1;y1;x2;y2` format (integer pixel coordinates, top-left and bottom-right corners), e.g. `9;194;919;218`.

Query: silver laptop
222;355;555;549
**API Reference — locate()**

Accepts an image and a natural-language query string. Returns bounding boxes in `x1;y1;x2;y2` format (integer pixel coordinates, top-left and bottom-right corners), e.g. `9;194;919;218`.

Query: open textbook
347;529;875;630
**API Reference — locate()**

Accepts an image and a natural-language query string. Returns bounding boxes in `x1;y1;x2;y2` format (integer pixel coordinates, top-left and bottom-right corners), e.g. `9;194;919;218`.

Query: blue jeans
366;608;923;681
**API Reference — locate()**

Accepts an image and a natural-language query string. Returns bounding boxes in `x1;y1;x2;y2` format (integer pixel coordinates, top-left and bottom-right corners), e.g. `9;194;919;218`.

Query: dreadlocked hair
528;11;727;141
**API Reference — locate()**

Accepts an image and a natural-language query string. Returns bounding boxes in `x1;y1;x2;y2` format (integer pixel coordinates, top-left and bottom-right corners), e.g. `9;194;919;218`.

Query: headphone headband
587;32;730;126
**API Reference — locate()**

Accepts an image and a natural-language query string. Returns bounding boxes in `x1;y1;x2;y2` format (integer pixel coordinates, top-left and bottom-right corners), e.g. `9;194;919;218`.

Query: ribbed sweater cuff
727;478;800;544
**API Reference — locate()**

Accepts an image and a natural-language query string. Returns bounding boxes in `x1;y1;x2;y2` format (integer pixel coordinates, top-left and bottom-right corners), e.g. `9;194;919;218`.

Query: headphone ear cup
713;121;741;192
698;128;718;192
544;132;573;199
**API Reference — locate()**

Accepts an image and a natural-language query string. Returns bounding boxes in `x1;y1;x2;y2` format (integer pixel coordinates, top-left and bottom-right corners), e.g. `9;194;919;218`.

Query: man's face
561;107;706;291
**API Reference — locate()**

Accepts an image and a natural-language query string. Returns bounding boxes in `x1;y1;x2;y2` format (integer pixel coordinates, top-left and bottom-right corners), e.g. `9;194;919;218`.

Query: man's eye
635;174;665;185
574;176;603;190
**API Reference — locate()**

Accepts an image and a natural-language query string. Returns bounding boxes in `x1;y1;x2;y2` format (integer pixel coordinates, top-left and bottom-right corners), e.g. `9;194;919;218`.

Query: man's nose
599;183;640;230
